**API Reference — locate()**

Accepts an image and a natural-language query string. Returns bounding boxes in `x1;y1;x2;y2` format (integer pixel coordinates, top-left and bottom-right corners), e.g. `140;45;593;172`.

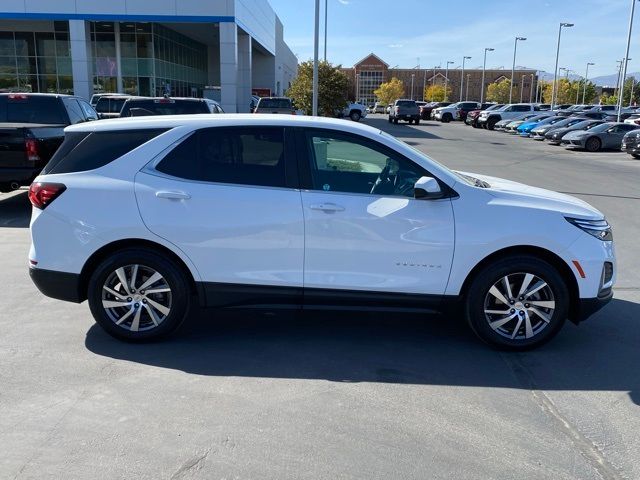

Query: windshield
486;104;504;111
95;97;128;113
587;123;616;133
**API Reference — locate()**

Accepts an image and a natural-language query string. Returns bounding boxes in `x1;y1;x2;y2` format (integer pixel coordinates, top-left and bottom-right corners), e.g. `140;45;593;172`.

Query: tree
423;84;451;102
373;77;405;105
286;60;349;116
599;93;618;105
486;78;512;103
621;77;639;106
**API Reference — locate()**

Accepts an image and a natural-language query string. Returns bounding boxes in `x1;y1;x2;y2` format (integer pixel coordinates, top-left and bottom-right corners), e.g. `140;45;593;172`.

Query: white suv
29;115;615;349
477;103;538;130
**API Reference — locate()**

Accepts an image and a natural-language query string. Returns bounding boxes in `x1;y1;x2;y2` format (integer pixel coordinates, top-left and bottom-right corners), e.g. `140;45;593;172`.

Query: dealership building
342;54;538;105
0;0;297;112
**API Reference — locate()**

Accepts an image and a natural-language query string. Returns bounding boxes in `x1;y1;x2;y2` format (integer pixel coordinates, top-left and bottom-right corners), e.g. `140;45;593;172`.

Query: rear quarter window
44;129;168;174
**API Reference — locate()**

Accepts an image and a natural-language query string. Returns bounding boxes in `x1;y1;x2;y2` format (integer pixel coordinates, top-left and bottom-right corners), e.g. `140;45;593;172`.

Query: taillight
28;182;66;209
25;138;40;162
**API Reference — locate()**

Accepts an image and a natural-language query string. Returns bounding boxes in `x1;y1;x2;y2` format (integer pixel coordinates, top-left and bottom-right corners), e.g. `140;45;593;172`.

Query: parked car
252;97;294;115
120;97;224;117
28;115;615;349
389;99;420;124
342;102;368;122
466;104;501;126
373;102;387;114
545;119;605;145
494;113;538;132
623;114;640;126
477;103;539;130
89;92;122;107
94;94;133;119
386;104;393;114
621;129;640;158
536;104;552;111
573;111;616;121
420;101;452;120
562;122;640;152
503;114;549;134
531;116;588;140
434;102;480;123
249;95;261;112
517;115;564;137
0;93;98;192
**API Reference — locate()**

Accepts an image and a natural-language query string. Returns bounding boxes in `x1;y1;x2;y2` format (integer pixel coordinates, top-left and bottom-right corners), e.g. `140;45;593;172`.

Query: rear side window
45;129;168;174
257;98;291;109
514;105;531;112
121;100;207;116
156;127;286;188
63;98;86;124
4;95;67;124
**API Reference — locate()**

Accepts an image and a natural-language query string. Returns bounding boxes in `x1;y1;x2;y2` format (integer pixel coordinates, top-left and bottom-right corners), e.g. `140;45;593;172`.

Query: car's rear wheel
487;117;498;130
415;119;420;125
349;111;361;122
465;255;569;350
585;136;601;152
87;249;191;341
631;153;640;159
442;113;452;123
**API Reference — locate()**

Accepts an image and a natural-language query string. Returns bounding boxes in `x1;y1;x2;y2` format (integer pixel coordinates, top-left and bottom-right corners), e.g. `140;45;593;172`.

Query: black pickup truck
0;93;98;192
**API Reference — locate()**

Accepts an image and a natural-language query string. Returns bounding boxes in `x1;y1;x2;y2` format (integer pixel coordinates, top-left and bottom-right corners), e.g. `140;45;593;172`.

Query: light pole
465;74;470;100
444;61;454;101
355;73;360;103
530;73;534;102
509;36;526;103
617;0;637;122
618;59;632;107
582;62;594;104
422;69;427;101
520;74;525;102
312;0;320;116
323;0;328;62
551;22;574;111
460;56;471;101
480;47;494;104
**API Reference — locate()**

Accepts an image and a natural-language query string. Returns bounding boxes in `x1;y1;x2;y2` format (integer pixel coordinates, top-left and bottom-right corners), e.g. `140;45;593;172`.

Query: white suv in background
29;115;615;349
477;103;539;130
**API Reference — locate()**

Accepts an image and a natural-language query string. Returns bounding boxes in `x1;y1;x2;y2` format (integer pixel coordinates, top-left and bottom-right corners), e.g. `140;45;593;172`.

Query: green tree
486;78;512;103
621;77;639;106
599;93;618;105
574;80;597;104
424;84;451;102
286;60;349;116
373;77;405;105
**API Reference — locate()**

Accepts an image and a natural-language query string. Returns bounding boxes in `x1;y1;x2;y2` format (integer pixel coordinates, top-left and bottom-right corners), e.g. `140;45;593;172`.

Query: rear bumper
0;167;40;185
29;267;84;303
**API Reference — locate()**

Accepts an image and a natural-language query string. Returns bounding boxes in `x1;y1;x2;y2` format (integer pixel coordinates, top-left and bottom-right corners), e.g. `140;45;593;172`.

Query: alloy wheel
483;272;555;340
101;264;172;332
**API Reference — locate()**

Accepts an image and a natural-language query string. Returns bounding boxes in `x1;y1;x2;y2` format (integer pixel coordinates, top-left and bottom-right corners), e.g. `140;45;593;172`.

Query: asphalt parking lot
2;117;640;479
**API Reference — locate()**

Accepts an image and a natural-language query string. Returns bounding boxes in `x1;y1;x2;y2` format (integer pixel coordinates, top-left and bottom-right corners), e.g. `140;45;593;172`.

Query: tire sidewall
465;256;569;350
87;249;191;341
585;136;601;152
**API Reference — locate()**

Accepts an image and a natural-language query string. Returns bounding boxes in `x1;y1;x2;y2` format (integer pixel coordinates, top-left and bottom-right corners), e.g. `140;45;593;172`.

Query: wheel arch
458;245;580;324
78;238;202;304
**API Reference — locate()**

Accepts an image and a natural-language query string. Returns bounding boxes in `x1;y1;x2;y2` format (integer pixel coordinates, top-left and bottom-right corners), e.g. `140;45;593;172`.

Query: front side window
304;131;425;198
156;127;286;188
63;98;85;124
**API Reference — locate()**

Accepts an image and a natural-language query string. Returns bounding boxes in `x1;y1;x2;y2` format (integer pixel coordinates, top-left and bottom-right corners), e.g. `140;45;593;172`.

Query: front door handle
309;203;345;212
156;190;191;200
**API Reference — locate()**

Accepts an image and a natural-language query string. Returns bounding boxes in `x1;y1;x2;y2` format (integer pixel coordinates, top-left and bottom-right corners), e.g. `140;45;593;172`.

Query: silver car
562;122;640;152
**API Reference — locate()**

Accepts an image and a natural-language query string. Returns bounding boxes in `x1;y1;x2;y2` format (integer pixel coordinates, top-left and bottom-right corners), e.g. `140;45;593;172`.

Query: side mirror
414;176;443;200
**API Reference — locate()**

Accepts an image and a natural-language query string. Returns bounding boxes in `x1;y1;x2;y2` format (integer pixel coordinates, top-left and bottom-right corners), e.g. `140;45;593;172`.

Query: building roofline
354;53;389;68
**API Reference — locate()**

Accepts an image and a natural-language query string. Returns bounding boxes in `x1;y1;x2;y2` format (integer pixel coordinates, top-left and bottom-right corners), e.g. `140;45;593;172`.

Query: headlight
566;217;613;241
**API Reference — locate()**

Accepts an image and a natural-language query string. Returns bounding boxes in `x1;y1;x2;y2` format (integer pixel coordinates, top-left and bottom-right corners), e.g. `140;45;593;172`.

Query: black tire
442;113;452;123
585;136;601;152
415;119;420;125
388;116;392;123
393;118;398;124
632;154;640;159
464;255;569;350
87;248;192;342
0;183;11;193
349;111;361;122
487;117;498;130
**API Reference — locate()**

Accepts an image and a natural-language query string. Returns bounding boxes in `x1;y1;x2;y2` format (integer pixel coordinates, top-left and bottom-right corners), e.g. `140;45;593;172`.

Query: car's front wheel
349;111;361;122
87;249;192;341
465;255;569;350
585;136;601;152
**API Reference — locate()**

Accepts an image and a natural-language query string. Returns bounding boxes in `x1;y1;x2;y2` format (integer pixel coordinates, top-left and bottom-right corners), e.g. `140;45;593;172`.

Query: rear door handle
309;203;345;212
155;190;191;200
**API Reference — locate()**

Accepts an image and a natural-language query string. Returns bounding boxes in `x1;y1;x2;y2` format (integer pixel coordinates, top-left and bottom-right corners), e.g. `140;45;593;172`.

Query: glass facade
0;21;72;94
356;70;383;105
92;22;208;97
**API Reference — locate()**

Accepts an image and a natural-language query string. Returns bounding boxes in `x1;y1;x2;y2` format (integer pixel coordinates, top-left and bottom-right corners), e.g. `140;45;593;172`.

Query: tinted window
41;131;90;174
396;100;416;107
46;129;167;174
619;124;637;132
63;98;85;124
4;95;67;124
156;127;286;188
257;98;291;109
305;130;425;197
95;97;128;113
121;100;207;116
78;100;98;120
514;105;531;112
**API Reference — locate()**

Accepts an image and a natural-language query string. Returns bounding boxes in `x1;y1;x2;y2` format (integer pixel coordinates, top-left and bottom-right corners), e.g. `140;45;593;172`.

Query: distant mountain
535;69;640;86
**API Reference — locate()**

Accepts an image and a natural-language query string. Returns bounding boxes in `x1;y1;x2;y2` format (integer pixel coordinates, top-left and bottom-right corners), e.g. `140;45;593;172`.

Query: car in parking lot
389;99;420;124
561;122;640;152
546;119;605;145
341;102;368;122
518;115;564;137
623;114;640;126
621;129;640;158
28;114;615;350
120;97;224;117
434;102;480;123
466;104;502;126
477;103;539;130
502;113;548;133
373;102;387;114
420;101;452;120
253;97;294;115
94;94;133;119
531;116;588;140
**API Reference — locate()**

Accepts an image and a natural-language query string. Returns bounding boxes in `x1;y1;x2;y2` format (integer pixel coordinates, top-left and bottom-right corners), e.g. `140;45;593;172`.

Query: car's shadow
85;297;640;405
0;190;30;228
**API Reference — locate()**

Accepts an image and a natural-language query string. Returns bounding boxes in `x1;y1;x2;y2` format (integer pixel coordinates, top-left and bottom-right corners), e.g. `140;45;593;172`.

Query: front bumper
574;289;613;323
621;141;639;154
30;267;84;303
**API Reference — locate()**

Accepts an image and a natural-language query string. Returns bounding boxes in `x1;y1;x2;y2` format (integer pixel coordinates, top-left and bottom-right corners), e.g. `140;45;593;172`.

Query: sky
268;0;639;79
